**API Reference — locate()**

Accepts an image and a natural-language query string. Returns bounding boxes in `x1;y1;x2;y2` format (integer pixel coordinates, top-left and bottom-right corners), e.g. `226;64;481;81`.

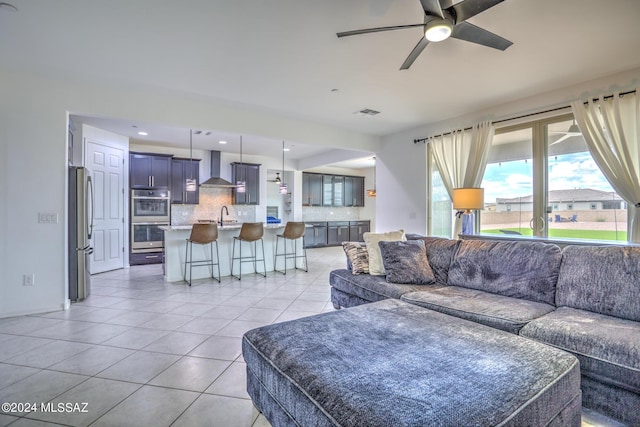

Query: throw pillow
378;240;435;284
363;230;406;275
342;242;369;275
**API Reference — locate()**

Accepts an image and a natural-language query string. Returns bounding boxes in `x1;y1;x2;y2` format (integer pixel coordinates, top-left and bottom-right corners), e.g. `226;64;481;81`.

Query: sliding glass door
474;113;626;241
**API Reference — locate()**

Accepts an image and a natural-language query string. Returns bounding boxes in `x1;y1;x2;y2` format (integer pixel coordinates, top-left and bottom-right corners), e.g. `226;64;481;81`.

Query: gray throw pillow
342;242;369;275
378;240;435;285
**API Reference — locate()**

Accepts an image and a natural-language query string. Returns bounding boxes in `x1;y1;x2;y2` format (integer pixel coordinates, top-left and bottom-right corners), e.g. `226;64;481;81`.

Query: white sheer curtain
571;90;640;243
430;121;494;237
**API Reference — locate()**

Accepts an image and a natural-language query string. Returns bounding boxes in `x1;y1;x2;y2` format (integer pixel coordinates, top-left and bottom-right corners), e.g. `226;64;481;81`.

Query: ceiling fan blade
400;37;430;70
337;23;424;38
450;22;512;51
549;134;574;146
451;0;505;22
419;0;444;19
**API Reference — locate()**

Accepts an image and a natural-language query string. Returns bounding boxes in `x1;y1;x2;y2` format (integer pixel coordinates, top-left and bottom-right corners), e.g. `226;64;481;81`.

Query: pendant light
279;140;288;195
366;156;377;197
236;136;246;193
185;129;197;192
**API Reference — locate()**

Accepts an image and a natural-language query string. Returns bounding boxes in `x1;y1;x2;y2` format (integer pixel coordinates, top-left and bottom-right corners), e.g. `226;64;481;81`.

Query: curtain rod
413;89;637;144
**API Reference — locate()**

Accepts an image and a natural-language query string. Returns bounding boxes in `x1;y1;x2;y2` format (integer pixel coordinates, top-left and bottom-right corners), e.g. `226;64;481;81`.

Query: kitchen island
160;223;300;282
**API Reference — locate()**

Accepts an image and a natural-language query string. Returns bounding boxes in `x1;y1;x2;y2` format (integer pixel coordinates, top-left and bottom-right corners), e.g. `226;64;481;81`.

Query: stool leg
231;238;237;280
214;241;221;283
260;238;267;277
184;240;190;285
302;237;308;272
209;241;214;280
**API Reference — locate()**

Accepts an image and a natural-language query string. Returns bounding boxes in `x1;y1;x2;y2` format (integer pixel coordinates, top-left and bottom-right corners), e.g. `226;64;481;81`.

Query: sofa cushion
329;269;439;303
379;240;435;284
447;240;562;305
342;242;369;275
401;286;555;334
556;245;640;321
520;307;640;394
411;236;460;284
363;230;405;275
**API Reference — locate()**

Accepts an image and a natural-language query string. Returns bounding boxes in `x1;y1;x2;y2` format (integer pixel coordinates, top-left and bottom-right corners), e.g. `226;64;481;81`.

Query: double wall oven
131;189;170;257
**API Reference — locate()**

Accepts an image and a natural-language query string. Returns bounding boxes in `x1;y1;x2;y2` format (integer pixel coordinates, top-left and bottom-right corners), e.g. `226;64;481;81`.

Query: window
474;113;626;242
428;147;453;238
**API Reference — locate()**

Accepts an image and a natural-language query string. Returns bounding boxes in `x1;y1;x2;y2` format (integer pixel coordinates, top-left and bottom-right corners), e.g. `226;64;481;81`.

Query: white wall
377;67;640;236
0;70;380;318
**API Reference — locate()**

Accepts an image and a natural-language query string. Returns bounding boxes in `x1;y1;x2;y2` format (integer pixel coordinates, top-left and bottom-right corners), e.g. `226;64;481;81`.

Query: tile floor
0;246;626;426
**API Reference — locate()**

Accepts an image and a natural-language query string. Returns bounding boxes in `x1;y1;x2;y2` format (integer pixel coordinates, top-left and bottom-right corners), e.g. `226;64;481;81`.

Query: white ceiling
2;0;640;168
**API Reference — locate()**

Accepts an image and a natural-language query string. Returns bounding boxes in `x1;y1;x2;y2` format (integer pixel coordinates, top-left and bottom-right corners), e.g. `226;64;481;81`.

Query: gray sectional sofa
329;236;640;426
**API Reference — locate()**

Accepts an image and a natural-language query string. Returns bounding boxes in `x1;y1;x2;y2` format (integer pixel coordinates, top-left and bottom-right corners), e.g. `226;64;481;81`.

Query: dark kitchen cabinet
171;158;200;204
231;162;260;205
302;173;323;206
349;220;370;242
344;176;365;207
130;152;172;189
304;222;328;248
304;172;364;207
327;221;350;246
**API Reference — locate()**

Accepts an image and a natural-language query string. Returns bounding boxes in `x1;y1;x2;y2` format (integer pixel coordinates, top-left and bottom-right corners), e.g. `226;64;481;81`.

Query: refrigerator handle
87;175;95;240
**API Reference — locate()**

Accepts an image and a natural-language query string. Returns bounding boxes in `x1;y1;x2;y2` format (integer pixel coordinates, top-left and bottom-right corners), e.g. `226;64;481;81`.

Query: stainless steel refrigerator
68;166;94;301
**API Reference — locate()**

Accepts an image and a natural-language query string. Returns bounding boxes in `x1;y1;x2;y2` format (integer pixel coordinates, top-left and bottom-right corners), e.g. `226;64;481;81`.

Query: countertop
160;223;285;231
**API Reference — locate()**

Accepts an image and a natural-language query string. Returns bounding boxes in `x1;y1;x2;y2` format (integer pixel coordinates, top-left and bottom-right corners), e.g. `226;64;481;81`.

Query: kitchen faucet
220;205;229;227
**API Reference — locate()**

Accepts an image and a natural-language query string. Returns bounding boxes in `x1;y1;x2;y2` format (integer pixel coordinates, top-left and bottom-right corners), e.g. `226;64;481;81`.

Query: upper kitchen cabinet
231;162;260;205
303;172;364;207
171;158;200;204
302;173;323;206
130;152;172;189
344;176;365;207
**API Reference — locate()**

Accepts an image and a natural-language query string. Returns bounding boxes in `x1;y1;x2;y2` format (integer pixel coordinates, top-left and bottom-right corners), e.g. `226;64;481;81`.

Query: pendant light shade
236;136;246;193
186;129;197;192
367;156;377;197
279;140;287;195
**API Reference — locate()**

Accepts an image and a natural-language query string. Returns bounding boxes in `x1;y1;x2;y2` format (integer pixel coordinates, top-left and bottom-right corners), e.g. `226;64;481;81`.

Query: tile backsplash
302;206;362;221
171;187;255;225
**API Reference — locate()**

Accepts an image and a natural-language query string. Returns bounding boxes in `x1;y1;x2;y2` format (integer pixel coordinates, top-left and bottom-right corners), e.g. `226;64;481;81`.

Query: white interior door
86;140;125;273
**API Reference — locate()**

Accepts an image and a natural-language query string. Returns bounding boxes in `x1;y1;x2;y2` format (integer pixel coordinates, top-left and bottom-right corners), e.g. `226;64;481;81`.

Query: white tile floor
0;246;626;426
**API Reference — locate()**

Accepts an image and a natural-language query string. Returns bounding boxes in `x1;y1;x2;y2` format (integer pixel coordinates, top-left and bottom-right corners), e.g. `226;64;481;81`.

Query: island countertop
160;223;286;231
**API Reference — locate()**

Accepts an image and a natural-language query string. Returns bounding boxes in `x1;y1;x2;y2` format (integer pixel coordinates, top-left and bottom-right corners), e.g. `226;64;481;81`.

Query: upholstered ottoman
243;299;581;427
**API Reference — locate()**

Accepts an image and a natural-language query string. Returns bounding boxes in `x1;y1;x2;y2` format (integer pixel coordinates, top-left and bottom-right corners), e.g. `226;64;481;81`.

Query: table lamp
453;188;484;235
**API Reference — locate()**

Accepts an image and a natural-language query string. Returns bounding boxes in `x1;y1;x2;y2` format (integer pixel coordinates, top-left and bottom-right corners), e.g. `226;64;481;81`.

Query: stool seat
184;223;220;285
231;222;266;280
274;221;308;275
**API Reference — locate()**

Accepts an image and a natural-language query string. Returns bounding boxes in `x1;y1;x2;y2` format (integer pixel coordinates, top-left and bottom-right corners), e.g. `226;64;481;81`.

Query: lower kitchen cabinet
349;220;370;242
130;251;163;265
303;220;370;248
304;222;328;248
327;221;350;246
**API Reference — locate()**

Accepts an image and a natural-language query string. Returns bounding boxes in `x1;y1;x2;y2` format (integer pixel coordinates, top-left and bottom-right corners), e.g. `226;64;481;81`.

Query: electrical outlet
38;212;59;224
23;273;35;286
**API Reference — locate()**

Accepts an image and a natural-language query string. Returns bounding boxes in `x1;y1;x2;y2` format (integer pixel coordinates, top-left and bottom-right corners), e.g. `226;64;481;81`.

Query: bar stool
274;222;308;275
184;223;220;286
231;222;267;280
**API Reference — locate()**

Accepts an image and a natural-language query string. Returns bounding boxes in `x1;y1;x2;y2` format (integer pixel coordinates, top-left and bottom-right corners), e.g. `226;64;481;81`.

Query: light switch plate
38;212;59;224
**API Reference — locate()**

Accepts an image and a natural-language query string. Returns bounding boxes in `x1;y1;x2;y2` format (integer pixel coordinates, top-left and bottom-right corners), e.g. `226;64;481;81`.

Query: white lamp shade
452;188;484;210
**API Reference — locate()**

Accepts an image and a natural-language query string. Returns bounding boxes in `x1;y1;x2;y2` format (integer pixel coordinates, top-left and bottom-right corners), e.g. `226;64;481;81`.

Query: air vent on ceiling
354;108;380;116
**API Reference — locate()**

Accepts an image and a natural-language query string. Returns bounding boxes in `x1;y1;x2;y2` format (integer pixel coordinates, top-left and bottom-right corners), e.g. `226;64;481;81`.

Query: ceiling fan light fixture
568;122;580;133
274;173;281;184
425;19;452;42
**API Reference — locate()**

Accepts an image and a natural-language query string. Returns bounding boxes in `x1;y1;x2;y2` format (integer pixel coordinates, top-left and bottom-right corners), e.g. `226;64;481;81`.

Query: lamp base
461;211;475;235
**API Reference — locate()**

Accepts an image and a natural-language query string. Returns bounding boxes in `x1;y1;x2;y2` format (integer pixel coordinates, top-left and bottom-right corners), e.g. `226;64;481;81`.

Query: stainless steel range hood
200;151;235;188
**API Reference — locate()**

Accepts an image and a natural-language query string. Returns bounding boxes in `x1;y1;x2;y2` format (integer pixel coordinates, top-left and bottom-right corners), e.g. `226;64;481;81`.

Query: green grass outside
482;228;628;241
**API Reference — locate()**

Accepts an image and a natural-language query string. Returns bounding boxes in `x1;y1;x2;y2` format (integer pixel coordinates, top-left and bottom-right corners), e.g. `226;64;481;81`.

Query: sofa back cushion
409;236;460;284
448;240;562;305
556;245;640;321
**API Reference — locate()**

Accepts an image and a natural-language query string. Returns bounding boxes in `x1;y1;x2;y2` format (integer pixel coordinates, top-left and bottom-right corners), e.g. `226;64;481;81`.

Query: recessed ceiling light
219;140;227;144
138;131;148;136
283;148;290;152
330;88;339;93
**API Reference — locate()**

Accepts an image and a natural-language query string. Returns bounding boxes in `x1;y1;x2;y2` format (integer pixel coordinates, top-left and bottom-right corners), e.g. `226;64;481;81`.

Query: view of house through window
478;115;627;241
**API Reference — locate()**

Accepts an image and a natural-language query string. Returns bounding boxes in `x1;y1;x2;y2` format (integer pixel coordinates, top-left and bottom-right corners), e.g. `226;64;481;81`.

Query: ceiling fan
337;0;513;70
550;120;582;145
